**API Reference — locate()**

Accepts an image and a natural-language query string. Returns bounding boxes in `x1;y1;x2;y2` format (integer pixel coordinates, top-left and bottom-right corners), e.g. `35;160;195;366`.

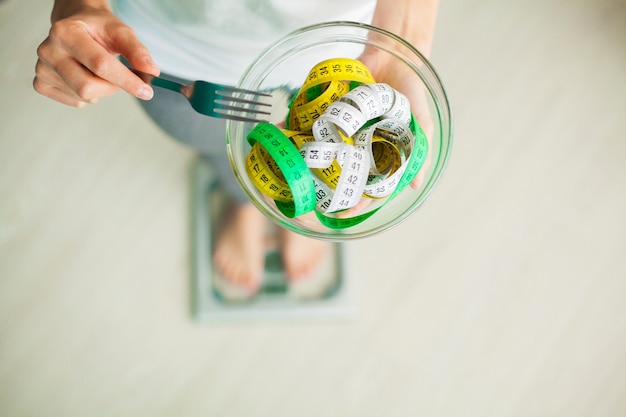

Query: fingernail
137;86;153;100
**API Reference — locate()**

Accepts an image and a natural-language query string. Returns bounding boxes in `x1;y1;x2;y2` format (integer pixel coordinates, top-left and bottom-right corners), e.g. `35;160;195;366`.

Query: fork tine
214;103;272;116
187;80;273;122
214;111;269;123
215;93;272;107
216;85;273;97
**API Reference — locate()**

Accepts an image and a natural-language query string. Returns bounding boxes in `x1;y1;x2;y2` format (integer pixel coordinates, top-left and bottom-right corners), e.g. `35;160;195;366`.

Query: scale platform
190;156;355;322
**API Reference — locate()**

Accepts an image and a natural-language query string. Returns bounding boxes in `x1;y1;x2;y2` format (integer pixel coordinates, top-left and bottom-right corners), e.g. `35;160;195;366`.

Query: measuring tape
246;123;316;218
288;58;375;132
245;58;428;228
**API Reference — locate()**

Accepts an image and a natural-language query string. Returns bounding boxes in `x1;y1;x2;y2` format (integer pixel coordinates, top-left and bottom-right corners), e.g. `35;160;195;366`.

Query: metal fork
130;68;272;123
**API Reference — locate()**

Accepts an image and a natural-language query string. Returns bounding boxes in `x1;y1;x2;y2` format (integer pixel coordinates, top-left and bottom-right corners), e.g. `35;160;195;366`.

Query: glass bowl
226;21;452;241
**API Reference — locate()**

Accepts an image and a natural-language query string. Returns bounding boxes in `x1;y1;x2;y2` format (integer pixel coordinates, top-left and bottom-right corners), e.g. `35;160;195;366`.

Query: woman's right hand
34;0;160;107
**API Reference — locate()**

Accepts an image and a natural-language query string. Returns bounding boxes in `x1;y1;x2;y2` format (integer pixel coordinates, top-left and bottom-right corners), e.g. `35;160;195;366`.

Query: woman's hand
359;49;434;190
34;0;160;107
360;0;439;189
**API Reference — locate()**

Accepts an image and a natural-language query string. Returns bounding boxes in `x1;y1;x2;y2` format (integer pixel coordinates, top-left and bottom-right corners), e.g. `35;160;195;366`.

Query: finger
33;75;88;107
410;171;425;190
59;57;121;101
37;32;124;103
34;59;91;106
37;55;120;103
65;25;154;100
107;24;160;76
336;198;373;218
35;58;69;92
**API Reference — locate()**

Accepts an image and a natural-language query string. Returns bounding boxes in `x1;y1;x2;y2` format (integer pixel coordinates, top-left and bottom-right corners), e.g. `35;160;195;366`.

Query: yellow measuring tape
288;58;375;131
245;58;428;228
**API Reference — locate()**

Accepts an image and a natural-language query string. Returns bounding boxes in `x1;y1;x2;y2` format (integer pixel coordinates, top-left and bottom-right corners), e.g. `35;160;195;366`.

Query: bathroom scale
190;156;355;322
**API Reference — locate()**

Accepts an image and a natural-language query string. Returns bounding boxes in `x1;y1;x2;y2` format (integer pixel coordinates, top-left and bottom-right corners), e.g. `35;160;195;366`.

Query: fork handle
130;69;184;93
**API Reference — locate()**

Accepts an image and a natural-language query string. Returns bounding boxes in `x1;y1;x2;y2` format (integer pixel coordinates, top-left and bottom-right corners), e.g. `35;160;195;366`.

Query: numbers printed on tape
246;123;316;218
304;58;375;88
289;80;349;132
326;145;370;213
341;84;383;119
383;90;412;126
312;118;343;143
287;130;343;190
318;101;365;138
246;142;292;202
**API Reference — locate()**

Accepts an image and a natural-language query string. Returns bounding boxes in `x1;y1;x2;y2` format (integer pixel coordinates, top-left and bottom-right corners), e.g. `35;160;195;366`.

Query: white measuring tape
297;81;415;211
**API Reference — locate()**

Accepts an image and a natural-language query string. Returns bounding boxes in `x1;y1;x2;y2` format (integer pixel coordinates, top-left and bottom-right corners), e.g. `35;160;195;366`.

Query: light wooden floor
1;0;625;415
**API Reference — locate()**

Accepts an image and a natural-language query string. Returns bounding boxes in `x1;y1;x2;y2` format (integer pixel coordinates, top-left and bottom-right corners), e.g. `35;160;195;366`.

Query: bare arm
371;0;439;58
34;0;160;107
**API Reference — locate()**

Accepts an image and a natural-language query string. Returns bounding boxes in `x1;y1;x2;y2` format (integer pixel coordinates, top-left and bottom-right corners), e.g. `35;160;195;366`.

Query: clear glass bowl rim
226;20;454;241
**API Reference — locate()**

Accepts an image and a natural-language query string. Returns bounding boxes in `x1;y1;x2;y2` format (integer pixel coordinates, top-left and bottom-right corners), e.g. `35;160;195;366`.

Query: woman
33;0;439;299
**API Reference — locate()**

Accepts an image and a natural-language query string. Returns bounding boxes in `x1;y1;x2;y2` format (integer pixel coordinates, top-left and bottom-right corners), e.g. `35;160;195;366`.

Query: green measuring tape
246;123;316;218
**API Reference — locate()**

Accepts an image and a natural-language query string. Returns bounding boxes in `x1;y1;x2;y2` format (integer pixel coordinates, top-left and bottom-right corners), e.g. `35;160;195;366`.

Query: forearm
371;0;439;57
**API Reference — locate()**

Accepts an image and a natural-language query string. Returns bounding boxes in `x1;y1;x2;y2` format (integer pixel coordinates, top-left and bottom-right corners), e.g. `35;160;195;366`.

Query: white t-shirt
111;0;377;84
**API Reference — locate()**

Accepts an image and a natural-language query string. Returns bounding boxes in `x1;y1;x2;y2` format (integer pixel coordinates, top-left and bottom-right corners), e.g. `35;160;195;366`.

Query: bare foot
213;203;267;296
280;224;332;282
